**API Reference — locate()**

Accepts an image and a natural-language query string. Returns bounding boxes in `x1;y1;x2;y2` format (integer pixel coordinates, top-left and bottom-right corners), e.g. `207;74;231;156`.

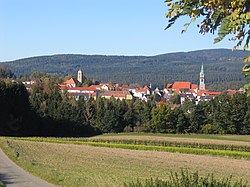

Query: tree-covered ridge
1;49;249;91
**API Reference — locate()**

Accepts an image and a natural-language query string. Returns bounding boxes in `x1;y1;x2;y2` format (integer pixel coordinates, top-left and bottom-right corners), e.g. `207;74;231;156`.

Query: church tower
199;64;205;90
77;69;83;83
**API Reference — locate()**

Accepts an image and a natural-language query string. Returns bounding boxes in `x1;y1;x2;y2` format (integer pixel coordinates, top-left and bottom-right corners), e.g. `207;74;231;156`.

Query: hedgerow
124;169;248;187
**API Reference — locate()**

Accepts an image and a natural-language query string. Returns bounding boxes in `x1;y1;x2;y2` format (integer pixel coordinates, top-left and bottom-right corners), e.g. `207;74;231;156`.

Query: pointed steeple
201;64;204;73
199;64;205;90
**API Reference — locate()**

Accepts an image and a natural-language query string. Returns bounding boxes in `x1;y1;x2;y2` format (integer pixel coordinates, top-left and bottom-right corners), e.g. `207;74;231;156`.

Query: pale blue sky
0;0;232;62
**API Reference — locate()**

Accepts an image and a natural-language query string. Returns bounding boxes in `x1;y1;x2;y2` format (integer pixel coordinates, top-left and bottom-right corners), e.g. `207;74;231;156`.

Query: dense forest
1;49;249;91
0;78;249;137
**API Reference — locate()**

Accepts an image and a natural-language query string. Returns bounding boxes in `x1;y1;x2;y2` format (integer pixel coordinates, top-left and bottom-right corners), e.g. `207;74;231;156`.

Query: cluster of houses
23;66;239;104
58;70;151;101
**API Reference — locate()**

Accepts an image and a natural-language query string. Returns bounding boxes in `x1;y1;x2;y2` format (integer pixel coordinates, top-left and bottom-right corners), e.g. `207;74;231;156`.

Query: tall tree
151;103;176;133
0;67;15;79
0;81;33;136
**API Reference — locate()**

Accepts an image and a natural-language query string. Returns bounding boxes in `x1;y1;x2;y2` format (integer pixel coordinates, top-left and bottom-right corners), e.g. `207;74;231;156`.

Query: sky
0;0;233;62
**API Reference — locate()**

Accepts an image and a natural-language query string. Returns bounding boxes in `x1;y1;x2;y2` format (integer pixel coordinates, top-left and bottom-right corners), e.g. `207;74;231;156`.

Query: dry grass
89;135;250;147
0;138;250;187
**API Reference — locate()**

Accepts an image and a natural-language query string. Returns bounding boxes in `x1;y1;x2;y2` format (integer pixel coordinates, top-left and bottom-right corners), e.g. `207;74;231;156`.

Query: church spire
201;64;204;74
77;69;83;83
199;64;205;90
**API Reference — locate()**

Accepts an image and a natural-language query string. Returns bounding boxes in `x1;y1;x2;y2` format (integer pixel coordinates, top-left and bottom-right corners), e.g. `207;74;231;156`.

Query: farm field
0;134;250;187
90;133;250;146
97;133;250;142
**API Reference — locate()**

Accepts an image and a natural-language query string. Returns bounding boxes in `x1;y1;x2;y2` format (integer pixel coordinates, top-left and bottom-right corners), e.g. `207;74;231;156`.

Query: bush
124;170;248;187
201;124;217;134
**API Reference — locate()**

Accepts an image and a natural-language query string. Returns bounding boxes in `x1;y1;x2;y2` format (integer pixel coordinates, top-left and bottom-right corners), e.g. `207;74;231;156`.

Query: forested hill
1;49;250;90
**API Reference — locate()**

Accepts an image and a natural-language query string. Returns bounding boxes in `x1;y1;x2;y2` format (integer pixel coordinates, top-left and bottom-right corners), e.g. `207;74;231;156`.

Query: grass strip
99;133;250;142
7;137;250;160
84;139;250;152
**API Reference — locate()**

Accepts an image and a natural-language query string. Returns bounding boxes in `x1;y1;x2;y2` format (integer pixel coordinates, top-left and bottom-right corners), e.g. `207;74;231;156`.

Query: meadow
0;133;250;186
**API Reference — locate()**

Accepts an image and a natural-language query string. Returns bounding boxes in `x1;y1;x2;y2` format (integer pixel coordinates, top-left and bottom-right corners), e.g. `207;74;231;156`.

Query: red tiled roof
88;85;100;90
67;86;99;91
100;91;130;98
135;88;147;93
64;78;78;85
197;90;222;96
191;84;198;89
207;91;222;95
172;82;191;89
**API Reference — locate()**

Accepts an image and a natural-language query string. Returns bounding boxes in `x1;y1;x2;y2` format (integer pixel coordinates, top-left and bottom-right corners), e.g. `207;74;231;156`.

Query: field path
0;148;55;187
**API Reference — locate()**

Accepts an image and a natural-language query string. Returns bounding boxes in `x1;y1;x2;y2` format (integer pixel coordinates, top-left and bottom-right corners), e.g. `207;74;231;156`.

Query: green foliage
81;139;250;152
0;66;15;79
0;81;33;136
124;169;248;187
151;103;176;133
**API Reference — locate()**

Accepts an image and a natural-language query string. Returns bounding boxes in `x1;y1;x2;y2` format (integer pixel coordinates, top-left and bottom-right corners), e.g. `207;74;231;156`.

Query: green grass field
98;133;250;142
0;133;250;187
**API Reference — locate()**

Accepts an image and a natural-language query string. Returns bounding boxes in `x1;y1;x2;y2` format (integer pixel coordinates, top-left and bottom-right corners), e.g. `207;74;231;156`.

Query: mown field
0;133;250;187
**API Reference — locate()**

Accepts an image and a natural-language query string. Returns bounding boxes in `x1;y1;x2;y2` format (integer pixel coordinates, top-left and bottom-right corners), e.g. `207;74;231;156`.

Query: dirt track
0;148;55;187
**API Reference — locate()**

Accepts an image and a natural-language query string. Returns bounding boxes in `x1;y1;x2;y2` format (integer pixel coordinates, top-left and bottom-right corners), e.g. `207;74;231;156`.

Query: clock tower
77;69;83;83
199;64;205;90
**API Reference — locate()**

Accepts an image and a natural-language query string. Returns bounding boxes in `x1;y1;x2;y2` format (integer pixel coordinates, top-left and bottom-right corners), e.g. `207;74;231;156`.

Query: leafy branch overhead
165;0;250;80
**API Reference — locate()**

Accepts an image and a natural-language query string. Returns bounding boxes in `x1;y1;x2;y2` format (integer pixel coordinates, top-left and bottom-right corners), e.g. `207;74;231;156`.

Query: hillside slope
1;49;249;90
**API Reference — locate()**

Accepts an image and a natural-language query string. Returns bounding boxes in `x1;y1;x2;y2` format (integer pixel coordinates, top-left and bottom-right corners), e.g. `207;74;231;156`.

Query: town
21;65;238;105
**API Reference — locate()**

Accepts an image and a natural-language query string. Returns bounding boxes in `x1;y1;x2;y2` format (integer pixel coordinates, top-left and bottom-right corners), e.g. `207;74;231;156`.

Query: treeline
28;88;250;135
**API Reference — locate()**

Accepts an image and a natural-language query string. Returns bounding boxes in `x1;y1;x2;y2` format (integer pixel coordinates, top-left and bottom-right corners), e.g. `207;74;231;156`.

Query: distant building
99;83;115;91
62;86;100;100
195;90;222;104
166;82;198;94
100;91;133;100
59;78;78;88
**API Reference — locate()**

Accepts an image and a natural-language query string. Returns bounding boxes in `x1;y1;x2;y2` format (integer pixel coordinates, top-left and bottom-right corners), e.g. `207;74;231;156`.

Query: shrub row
83;139;250;152
124;170;248;187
